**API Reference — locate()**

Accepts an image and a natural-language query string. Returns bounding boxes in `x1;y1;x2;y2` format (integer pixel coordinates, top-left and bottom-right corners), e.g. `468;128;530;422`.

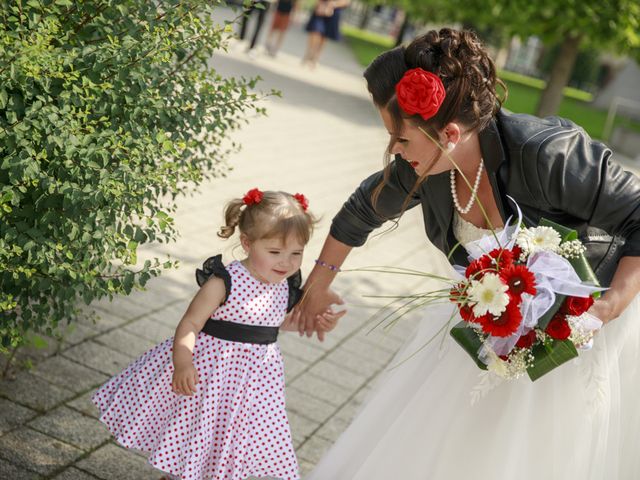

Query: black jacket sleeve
330;155;422;246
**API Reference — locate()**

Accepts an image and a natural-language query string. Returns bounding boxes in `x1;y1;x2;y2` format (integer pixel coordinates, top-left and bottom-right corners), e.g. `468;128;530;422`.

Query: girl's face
241;233;304;284
379;107;453;177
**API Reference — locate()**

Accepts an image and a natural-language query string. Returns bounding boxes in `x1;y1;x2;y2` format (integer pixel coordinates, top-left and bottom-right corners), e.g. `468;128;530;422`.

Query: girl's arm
172;277;226;395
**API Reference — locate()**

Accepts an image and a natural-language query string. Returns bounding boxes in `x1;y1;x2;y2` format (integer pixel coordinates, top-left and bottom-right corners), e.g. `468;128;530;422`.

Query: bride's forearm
598;256;640;321
305;235;353;290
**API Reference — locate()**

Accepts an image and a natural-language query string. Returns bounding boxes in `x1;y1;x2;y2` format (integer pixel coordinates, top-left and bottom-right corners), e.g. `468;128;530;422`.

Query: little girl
92;189;338;480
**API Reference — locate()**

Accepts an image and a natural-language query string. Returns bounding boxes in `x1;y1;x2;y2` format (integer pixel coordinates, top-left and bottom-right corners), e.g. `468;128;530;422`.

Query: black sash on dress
201;319;279;345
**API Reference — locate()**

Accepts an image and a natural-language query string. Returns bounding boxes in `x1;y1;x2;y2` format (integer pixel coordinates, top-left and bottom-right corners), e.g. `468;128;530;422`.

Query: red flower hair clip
293;193;309;211
395;68;446;121
242;188;263;206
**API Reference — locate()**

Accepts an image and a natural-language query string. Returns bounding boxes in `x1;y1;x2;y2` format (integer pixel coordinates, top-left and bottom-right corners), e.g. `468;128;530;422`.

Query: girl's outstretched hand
172;363;199;396
315;306;344;336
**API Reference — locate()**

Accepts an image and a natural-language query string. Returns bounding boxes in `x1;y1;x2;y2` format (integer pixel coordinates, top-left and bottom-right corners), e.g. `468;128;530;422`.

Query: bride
296;28;640;479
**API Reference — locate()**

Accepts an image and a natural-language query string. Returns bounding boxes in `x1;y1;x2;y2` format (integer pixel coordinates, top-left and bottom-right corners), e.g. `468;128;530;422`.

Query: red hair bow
293;193;309;211
243;188;263;206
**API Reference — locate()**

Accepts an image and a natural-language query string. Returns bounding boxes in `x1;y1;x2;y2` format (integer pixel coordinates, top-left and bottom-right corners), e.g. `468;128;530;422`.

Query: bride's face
379;107;452;177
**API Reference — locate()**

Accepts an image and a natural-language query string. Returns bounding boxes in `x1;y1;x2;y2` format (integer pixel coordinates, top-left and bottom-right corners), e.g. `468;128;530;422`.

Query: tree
0;0;268;349
399;0;640;116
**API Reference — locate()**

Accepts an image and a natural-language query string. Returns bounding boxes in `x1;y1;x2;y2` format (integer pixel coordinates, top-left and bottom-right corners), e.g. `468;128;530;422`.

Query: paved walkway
2;6;639;479
0;6;450;480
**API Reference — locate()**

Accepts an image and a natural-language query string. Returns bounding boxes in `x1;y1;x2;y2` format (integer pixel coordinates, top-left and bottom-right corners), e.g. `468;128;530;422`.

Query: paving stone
66;390;100;419
278;333;326;364
58;322;101;347
315;415;350;443
91;295;151;322
289;372;353;407
28;406;111;451
287;411;320;448
30;356;109;394
285;386;337;424
123;316;176;344
93;328;157;358
76;310;130;333
333;398;365;424
0;397;38;435
0;457;43;479
340;336;396;366
296;435;334;465
52;467;100;479
298;459;316;478
307;359;369;390
62;342;132;377
0;371;75;412
0;427;83;475
282;354;309;383
76;443;159;480
324;345;385;378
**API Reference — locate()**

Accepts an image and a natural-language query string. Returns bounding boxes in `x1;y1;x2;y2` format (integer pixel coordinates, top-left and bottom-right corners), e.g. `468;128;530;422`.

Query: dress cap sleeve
286;270;303;313
195;254;231;304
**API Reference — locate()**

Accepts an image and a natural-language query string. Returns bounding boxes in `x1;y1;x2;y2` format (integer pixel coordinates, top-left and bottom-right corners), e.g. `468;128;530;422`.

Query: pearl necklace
450;158;484;215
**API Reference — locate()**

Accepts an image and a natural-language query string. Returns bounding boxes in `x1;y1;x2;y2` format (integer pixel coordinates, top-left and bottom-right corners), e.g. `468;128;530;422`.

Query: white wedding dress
307;213;640;480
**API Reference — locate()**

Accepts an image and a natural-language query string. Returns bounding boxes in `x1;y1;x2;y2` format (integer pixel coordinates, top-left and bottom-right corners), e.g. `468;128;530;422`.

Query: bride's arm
297;235;352;338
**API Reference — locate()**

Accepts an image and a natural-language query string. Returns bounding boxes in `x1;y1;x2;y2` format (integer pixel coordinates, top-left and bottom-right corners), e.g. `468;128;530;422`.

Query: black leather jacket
330;110;640;287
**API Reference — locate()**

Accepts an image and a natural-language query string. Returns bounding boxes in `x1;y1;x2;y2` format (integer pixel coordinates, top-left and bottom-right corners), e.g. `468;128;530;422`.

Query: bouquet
449;213;604;381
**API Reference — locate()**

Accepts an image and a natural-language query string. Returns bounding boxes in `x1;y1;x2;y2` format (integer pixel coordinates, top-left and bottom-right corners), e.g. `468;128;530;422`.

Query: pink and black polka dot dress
92;260;299;480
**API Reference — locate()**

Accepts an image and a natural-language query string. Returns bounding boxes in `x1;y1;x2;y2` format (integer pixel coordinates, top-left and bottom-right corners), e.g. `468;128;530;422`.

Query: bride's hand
295;286;345;339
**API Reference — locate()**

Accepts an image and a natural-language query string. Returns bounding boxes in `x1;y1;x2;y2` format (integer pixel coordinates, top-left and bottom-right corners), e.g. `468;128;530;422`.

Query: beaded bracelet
314;259;341;272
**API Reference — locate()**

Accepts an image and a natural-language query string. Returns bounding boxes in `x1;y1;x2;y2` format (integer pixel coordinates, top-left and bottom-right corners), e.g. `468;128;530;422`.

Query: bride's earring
446;142;455;152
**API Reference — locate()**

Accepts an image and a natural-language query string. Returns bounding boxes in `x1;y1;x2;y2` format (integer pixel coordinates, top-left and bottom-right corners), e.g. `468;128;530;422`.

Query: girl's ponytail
218;199;244;239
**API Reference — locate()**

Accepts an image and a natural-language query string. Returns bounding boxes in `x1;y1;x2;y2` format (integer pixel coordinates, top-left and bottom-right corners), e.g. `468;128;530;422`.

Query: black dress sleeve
195;254;231;304
286;270;304;313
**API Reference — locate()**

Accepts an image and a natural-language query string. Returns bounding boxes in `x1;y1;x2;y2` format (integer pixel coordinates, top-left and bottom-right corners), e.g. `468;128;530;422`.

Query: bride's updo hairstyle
364;28;507;209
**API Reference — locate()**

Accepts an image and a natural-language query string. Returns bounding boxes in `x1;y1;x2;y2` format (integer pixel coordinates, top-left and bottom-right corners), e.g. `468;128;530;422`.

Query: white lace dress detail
452;210;500;245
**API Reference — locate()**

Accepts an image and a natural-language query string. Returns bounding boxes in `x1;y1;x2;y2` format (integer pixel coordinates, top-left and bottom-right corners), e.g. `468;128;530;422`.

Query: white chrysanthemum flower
468;273;510;317
516;226;562;254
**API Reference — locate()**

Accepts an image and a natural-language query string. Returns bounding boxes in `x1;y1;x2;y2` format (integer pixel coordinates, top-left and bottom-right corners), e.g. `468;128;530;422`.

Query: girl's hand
316;307;344;335
172;363;199;396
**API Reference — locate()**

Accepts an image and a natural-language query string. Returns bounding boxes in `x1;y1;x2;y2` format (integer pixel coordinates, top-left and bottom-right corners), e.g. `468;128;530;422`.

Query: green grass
342;24;394;67
342;25;640;140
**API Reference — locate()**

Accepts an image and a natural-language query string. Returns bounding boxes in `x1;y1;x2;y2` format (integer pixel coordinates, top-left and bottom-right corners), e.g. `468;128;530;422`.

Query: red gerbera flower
511;244;523;261
500;264;537;297
465;256;493;279
477;296;523;337
488;248;514;270
449;282;466;303
459;303;476;322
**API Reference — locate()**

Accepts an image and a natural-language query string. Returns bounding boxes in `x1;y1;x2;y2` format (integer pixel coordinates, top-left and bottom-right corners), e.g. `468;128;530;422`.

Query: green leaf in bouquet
450;322;488;371
536;293;565;330
527;339;578;382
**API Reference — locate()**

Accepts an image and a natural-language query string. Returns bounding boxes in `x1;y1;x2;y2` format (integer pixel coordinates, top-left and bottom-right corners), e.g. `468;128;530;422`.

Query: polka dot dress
92;261;299;480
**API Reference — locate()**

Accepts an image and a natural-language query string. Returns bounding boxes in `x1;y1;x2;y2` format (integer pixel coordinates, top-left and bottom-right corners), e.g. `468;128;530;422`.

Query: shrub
0;0;266;347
